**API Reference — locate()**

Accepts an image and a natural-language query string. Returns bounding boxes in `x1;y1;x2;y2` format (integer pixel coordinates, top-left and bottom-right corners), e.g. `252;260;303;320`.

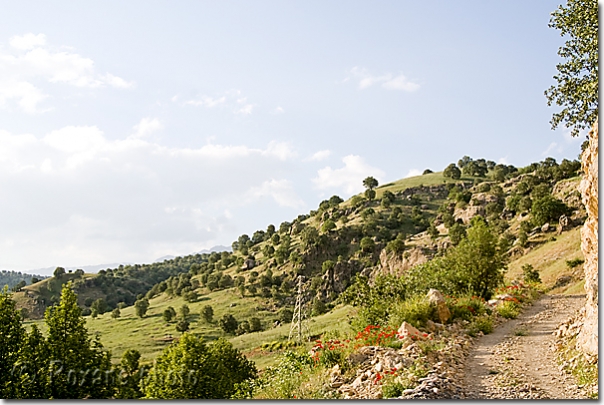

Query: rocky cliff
577;118;598;360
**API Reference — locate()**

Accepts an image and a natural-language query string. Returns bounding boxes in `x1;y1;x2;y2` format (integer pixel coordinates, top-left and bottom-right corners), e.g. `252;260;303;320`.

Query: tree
44;282;115;398
531;195;569;227
449;223;466;246
364;188;376;201
116;349;143;399
179;304;190;319
443;163;461;180
362;176;379;190
16;324;50;398
360;236;375;253
249;317;262;332
163;308;175;323
134;298;150;318
320;219;336;233
91;298;107;315
175;320;190;334
220;314;238;335
544;0;598;137
111;307;121;319
0;287;26;398
141;334;256;399
53;267;66;279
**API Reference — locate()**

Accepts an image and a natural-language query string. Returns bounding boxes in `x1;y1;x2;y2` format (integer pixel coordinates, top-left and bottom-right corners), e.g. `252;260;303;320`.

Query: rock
348;352;369;365
427;289;451;323
241;258;255;270
398;321;423;340
541;223;550;233
558;214;569;235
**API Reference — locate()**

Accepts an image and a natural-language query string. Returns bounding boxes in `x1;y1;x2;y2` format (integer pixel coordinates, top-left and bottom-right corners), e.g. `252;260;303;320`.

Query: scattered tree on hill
134;298;150;318
53;267;66;279
249;317;262;332
364;188;376;201
175;319;190;334
360;236;375;253
163;308;175;323
531;195;569;227
91;297;107;315
449;223;466;246
179;304;190;319
362;176;379;190
423;169;433;175
443;163;461;179
545;0;598;137
321;219;336;233
220;314;238;335
111;307;121;319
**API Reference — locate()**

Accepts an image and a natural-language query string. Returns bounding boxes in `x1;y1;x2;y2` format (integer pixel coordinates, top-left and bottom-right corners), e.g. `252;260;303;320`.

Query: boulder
398;321;423;340
427;289;451;323
541;223;550;233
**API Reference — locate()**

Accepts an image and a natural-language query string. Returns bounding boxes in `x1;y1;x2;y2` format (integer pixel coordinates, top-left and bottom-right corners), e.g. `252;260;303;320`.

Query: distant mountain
154;245;232;263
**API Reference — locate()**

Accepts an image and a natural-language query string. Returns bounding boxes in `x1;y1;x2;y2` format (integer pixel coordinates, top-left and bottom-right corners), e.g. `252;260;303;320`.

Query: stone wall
577;118;598;359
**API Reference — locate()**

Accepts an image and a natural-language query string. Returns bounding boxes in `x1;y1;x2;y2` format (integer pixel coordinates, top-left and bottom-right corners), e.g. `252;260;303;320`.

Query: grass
505;227;583;294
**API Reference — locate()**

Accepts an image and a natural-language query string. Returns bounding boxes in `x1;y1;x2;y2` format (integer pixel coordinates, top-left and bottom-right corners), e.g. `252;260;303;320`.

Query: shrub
388;296;435;329
220;314;239;334
111;308;121;319
566;258;585;269
467;315;494;337
531;195;569;227
497;301;520;319
522;264;541;284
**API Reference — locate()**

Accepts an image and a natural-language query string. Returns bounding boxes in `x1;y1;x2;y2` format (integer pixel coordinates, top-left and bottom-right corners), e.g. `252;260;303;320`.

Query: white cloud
347;66;420;92
245;179;305;209
0;33;133;113
184;95;227;108
271;106;285;114
236;104;254;115
307;149;331;161
498;157;509;164
9;33;46;50
132;117;163;139
542;142;563;156
312;155;385;194
405;169;422;178
0;126;303;270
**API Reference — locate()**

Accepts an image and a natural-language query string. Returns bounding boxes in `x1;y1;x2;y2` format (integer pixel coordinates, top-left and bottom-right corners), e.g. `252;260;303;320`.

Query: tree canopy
545;0;598;136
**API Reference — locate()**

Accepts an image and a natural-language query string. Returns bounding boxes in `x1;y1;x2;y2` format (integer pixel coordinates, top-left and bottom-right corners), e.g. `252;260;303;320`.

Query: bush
388;296;435;329
522;264;541;284
566;258;585;269
220;314;238;334
497;301;520;319
467;315;494;337
531;195;569;227
201;305;214;323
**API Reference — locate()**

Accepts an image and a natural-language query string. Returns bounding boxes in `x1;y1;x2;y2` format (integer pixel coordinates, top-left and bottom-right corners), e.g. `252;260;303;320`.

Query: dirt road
461;294;588;399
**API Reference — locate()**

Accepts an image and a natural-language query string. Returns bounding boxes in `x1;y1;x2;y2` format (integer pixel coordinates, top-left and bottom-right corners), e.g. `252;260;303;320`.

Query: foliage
522;264;541;284
443;163;461;179
565;258;585;268
134;298;150;318
141;334;256;399
467;315;494;337
388;295;435;329
111;307;121;318
362;176;379;190
531;195;569;226
201;305;214;323
220;314;239;334
175;319;190;333
496;301;520;319
44;282;115;398
448;223;466;245
544;0;598;136
0;286;26;398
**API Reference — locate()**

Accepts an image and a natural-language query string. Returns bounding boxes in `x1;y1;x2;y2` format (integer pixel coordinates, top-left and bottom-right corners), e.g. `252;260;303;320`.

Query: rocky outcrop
378;246;431;277
576;118;598;359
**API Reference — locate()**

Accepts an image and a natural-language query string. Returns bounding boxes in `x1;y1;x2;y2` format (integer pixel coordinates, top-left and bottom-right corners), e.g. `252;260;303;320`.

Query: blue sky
0;1;588;273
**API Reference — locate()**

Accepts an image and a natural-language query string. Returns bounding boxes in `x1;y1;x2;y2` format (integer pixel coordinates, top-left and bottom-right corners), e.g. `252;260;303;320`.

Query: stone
541;223;550;233
398;321;423;340
427;289;451;323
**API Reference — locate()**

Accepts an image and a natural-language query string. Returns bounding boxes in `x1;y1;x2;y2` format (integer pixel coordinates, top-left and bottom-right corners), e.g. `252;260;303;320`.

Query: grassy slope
505;227;584;294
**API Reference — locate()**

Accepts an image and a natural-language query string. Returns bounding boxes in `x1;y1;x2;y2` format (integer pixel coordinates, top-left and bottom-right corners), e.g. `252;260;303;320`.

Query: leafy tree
111;307;121;319
220;314;238;335
175;320;190;334
428;222;439;240
320;219;336;233
0;287;26;398
329;195;344;207
44;282;115;398
91;298;107;315
531;195;569;227
362;176;379;190
142;334;256;399
53;267;66;279
116;349;143;399
279;308;293;323
359;236;375;253
423;169;433;175
544;0;598;137
449;223;466;246
249;317;262;333
179;304;190;319
184;290;198;302
364;188;376;201
312;299;327;316
163;308;175;323
134;298;150;318
443;163;461;179
16;324;50;398
385;233;406;255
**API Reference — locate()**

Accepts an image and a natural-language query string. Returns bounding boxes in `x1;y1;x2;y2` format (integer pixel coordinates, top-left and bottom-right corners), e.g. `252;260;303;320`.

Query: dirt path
461;294;587;399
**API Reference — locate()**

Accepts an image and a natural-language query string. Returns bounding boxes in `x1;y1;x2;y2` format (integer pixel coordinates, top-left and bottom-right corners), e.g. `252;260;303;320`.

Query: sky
0;0;590;274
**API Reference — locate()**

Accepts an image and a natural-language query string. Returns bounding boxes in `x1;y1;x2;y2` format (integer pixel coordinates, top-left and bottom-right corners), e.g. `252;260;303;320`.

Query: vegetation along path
461;293;586;399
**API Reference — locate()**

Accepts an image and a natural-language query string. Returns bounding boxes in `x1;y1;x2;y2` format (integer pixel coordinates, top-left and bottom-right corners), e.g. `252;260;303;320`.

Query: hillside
21;156;586;371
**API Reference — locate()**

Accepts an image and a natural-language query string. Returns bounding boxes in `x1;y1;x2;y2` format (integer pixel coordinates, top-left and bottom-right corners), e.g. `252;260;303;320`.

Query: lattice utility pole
288;275;310;344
